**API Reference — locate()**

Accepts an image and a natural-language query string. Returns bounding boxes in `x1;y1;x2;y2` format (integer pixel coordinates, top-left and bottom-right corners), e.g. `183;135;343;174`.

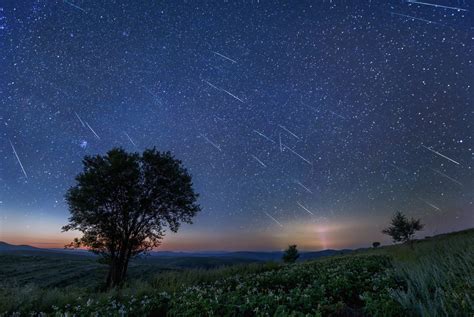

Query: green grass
0;229;473;316
0;252;105;289
368;228;474;316
0;262;278;315
0;252;257;289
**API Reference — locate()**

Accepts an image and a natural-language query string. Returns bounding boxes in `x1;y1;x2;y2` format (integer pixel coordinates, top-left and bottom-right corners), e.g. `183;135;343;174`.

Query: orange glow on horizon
3;210;466;251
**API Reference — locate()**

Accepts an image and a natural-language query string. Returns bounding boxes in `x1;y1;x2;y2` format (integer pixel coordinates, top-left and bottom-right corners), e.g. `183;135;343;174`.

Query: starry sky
0;0;472;251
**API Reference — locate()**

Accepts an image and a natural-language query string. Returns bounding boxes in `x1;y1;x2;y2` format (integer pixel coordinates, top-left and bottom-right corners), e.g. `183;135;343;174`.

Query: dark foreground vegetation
1;228;473;316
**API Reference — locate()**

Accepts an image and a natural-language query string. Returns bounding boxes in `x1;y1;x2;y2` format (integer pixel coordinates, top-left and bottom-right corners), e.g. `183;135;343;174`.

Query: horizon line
0;240;354;253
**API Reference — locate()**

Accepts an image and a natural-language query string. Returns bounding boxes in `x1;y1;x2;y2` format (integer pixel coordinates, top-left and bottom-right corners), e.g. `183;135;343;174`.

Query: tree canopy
382;211;423;247
62;147;200;288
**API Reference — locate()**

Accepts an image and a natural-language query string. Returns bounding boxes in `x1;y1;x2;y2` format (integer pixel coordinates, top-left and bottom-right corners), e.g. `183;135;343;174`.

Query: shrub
282;244;300;263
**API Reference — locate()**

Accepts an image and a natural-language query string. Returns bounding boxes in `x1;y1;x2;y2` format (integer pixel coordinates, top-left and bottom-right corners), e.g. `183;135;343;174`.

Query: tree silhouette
382;211;423;248
282;244;300;263
62;148;200;288
372;241;380;248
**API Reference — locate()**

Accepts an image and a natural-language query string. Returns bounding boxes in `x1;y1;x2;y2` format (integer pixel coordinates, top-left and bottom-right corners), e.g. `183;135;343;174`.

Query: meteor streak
297;201;314;215
407;0;468;12
200;134;222;152
9;140;28;179
282;144;312;165
124;132;137;147
74;112;86;127
419;198;441;211
251;155;267;168
329;111;347;120
295;180;312;193
430;168;463;186
263;211;283;227
212;51;237;63
278;125;300;139
221;88;245;103
253;130;276;144
279;134;283;153
422;145;460;165
390;12;441;25
85;121;101;140
64;0;86;12
203;80;220;91
203;80;244;103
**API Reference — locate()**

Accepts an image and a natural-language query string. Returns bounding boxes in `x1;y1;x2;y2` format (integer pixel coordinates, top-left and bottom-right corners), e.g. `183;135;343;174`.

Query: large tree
382;211;423;248
63;148;200;288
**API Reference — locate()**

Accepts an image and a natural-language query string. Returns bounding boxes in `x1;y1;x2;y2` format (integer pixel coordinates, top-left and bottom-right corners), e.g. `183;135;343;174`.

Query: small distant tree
372;241;381;248
382;211;423;248
62;148;200;289
282;244;300;263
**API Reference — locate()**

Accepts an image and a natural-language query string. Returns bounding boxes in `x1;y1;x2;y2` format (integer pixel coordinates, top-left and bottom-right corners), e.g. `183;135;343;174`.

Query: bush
282;244;300;263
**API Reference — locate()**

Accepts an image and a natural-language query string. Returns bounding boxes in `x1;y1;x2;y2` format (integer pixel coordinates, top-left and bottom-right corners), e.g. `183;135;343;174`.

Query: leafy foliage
62;147;200;288
382;211;423;245
282;244;300;263
372;241;381;248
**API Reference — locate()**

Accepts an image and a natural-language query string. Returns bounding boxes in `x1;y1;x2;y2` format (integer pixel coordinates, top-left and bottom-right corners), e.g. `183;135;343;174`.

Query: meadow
0;229;473;316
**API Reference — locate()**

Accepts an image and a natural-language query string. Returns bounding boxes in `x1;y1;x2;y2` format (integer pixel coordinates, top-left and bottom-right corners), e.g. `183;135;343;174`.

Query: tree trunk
120;249;132;282
105;248;133;289
106;258;126;289
106;265;112;288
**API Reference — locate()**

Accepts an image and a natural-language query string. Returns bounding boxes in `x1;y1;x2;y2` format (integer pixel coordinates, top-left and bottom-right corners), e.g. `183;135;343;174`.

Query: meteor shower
0;1;472;316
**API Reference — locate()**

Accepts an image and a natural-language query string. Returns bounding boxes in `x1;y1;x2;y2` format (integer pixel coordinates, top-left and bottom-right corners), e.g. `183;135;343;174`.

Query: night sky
0;0;472;251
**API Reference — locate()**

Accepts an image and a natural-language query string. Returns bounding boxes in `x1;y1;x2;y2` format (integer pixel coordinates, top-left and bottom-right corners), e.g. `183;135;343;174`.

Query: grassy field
0;229;473;316
0;251;259;289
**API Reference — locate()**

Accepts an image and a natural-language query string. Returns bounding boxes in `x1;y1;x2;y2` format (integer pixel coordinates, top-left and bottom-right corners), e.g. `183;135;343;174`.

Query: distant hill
0;241;91;257
0;241;40;252
147;249;352;262
0;241;351;262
